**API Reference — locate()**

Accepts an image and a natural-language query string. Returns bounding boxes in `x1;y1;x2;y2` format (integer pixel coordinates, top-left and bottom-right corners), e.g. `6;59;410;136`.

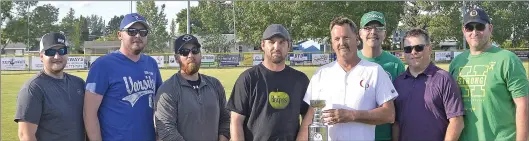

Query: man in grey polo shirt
392;29;465;141
14;32;86;141
154;34;230;141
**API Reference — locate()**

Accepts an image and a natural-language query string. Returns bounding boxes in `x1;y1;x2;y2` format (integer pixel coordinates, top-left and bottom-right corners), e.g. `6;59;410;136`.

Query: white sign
290;54;307;61
435;51;452;61
31;57;43;70
168;56;180;67
453;52;463;58
150;56;164;68
253;54;263;66
89;56;99;64
202;54;215;63
1;57;26;70
312;54;330;65
65;56;85;69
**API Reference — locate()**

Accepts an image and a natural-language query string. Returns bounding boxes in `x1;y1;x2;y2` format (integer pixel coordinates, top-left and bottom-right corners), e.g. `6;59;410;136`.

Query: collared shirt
393;62;465;141
154;73;230;141
303;60;398;141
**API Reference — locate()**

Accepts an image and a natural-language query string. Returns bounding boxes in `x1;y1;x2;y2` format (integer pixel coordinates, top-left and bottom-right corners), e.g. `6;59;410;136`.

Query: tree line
1;1;527;54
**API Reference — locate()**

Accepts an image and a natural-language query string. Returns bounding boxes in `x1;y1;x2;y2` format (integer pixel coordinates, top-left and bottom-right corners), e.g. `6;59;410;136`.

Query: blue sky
35;1;199;33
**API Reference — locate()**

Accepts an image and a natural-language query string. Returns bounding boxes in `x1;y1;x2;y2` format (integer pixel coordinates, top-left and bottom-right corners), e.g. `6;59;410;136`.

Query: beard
180;60;200;75
46;62;66;74
268;52;285;64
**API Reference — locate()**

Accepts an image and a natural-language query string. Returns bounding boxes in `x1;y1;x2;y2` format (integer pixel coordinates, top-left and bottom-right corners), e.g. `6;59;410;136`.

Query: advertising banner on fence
514;51;529;59
435;51;452;61
168;56;180;67
31;57;43;70
65;56;85;70
151;56;165;68
1;57;26;70
219;54;240;66
201;54;217;67
253;54;263;66
289;53;308;66
241;53;253;66
312;54;330;65
453;51;463;58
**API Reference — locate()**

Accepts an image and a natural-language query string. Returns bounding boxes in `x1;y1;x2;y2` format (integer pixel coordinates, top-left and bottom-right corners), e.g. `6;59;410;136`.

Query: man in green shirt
358;11;405;141
449;8;529;141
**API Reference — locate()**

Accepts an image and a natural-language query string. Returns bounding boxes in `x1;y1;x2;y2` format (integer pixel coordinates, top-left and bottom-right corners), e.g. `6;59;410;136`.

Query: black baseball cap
262;24;291;41
173;34;201;53
464;8;491;26
39;32;68;52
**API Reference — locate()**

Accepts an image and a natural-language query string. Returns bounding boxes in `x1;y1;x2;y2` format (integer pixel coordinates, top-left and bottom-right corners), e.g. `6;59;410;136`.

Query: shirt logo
359;79;370;88
122;72;156;108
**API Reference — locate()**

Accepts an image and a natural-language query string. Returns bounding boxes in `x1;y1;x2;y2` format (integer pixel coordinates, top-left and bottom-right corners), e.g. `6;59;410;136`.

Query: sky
35;1;199;33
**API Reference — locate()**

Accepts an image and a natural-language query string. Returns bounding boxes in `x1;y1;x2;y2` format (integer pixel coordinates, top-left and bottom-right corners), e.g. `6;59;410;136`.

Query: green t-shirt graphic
358;50;406;140
449;47;529;141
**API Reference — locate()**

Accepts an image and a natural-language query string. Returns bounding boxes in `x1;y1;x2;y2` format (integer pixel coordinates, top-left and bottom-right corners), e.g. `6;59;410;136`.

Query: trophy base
308;124;328;141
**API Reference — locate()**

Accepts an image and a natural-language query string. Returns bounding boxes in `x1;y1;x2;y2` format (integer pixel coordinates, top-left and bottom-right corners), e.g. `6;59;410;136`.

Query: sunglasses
403;44;425;53
178;47;200;56
123;28;149;37
44;47;68;56
464;23;486;32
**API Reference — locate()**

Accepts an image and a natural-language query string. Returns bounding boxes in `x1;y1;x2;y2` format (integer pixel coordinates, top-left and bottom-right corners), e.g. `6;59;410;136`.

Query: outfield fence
1;50;528;73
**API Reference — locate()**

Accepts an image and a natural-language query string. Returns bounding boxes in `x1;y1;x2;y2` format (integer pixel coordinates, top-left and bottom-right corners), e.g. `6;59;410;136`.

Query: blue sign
219;54;240;66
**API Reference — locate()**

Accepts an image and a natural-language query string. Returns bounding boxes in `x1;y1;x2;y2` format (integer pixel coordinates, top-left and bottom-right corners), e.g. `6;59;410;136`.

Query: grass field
1;62;528;141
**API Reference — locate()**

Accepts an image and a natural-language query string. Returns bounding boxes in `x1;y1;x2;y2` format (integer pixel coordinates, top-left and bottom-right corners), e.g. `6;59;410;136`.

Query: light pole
461;1;466;50
233;0;237;50
186;0;190;34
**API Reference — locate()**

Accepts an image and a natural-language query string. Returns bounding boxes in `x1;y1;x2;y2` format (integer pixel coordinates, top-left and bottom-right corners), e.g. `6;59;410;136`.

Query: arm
154;79;186;141
514;96;528;141
296;107;314;141
230;112;246;141
392;122;399;141
18;121;38;141
444;116;464;141
351;100;395;125
84;92;103;141
14;82;44;141
214;79;230;141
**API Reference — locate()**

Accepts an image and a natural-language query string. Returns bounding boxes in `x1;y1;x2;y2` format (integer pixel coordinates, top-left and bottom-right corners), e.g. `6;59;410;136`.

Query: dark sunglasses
403;44;425;53
178;47;200;56
124;28;149;37
464;23;486;32
44;47;68;56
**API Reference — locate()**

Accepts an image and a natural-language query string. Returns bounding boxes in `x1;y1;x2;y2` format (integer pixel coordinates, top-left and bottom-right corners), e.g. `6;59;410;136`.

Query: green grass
2;61;528;141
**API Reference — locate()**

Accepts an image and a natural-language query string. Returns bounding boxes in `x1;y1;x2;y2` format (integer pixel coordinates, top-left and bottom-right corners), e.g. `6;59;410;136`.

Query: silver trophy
309;99;328;141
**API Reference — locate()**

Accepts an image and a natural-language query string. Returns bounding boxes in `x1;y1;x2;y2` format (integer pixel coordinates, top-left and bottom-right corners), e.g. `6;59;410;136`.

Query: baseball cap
360;11;386;28
464;8;490;26
120;13;150;30
261;24;291;41
174;34;201;53
39;32;68;52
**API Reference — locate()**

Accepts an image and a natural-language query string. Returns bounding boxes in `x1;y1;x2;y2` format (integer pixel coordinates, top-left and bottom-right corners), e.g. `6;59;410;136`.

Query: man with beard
357;11;405;141
153;34;230;141
228;24;310;141
84;13;163;141
449;8;529;141
297;16;397;141
15;32;86;141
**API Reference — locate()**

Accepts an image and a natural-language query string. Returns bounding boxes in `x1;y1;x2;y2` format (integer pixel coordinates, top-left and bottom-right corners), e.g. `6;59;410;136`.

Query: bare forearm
444;117;464;141
230;124;245;141
353;106;394;125
392;123;399;141
19;134;37;141
516;103;528;141
84;115;102;141
297;109;314;141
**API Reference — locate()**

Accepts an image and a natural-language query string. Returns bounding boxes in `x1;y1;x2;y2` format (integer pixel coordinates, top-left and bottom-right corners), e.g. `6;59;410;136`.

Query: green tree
169;18;177;37
70;16;89;53
137;1;170;53
88;14;105;37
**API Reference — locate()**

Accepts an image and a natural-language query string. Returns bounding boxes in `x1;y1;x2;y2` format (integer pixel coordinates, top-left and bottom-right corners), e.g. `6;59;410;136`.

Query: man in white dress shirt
296;16;398;141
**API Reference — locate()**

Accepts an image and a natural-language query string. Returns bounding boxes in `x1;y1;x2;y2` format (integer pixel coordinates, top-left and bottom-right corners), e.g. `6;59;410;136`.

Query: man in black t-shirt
227;24;310;141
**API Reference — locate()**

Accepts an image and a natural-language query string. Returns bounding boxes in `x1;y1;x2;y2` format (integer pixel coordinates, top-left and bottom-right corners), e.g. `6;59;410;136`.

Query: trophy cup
308;99;328;141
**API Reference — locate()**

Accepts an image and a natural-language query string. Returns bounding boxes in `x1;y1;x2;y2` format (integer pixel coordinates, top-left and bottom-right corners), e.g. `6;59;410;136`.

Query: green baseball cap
360;11;386;28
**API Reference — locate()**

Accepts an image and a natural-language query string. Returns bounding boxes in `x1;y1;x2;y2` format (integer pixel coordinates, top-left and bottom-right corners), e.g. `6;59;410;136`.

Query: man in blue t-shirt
84;13;163;141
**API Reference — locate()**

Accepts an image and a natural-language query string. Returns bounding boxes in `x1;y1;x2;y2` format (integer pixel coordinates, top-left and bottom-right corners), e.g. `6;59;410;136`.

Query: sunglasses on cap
403;44;426;53
44;47;68;56
123;28;149;37
178;47;200;56
464;23;486;32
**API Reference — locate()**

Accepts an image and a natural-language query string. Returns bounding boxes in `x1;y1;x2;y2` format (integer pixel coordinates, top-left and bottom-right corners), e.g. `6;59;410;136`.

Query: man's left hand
322;109;355;125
